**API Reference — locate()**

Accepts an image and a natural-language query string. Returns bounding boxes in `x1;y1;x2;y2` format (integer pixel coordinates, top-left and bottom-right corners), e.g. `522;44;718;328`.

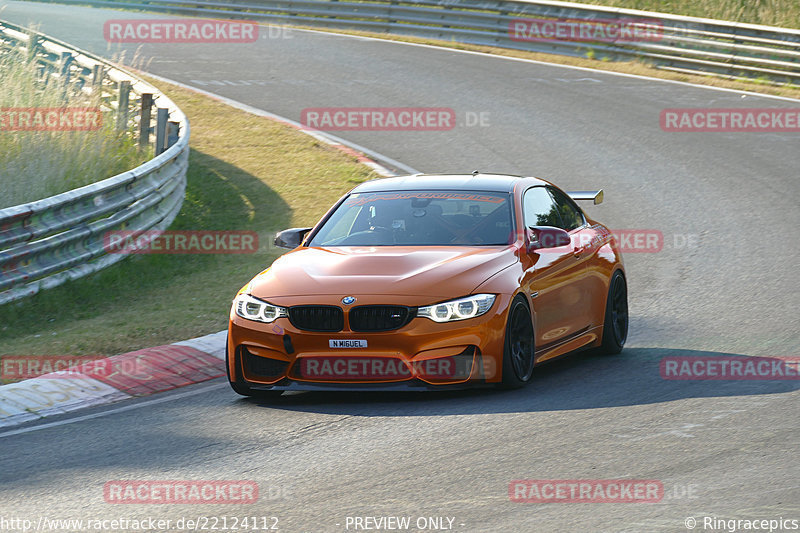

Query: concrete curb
0;330;227;428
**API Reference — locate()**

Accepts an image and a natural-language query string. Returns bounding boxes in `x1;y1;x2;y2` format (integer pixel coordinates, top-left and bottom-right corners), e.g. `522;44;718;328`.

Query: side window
548;187;585;231
523;187;562;228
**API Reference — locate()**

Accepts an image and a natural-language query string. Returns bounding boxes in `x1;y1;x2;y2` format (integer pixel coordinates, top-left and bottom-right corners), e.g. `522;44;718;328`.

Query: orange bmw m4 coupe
227;173;627;396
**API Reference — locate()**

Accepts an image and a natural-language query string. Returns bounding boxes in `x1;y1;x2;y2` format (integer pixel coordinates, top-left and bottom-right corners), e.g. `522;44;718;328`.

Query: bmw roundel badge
342;296;356;305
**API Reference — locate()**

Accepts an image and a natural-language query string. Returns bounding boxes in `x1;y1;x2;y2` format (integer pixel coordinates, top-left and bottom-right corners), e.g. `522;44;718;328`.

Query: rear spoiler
567;190;603;205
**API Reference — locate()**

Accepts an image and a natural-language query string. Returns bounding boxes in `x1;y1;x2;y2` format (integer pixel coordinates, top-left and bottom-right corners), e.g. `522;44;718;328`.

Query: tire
599;270;628;355
226;342;283;399
498;295;536;389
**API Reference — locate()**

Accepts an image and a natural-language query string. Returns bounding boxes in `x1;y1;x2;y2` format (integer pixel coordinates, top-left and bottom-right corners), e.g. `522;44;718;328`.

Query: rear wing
567;190;603;205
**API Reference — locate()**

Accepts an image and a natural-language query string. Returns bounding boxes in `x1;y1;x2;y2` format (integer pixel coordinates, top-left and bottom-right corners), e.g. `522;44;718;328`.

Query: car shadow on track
238;348;799;416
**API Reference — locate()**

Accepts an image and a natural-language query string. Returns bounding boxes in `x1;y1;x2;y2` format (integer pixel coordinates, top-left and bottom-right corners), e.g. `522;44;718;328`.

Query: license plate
329;339;367;348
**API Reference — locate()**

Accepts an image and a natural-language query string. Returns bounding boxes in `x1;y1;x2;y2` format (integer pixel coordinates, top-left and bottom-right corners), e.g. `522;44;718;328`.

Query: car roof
351;173;548;193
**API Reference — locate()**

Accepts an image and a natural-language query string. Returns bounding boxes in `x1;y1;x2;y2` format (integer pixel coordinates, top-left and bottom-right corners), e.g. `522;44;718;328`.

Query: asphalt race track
0;1;798;531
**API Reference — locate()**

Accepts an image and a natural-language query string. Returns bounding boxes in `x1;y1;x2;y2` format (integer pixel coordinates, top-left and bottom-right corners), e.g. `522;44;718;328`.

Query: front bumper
227;293;511;390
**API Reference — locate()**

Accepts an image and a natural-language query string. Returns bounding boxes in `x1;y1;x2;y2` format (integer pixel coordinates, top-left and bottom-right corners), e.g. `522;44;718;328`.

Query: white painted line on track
0;382;227;439
279;24;800;103
85;11;800;102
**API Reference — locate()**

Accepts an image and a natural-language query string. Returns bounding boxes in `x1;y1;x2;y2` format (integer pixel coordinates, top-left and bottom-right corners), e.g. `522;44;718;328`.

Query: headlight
418;294;496;323
234;294;287;323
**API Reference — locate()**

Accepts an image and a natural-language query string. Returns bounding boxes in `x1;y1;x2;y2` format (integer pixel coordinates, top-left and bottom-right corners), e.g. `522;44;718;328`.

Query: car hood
248;246;518;299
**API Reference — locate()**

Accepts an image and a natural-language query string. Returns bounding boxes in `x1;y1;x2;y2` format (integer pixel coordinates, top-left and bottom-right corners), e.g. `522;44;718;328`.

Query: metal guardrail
24;0;800;84
0;19;190;305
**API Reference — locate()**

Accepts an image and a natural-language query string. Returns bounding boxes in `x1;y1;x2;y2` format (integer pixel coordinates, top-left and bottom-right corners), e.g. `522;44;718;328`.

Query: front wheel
498;296;535;389
599;271;628;355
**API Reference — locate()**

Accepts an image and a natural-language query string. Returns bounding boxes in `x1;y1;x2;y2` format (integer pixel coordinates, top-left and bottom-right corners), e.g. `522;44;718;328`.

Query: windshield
309;191;514;246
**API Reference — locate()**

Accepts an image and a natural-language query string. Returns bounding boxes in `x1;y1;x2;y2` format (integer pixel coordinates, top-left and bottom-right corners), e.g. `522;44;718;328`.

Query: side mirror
527;226;571;252
274;227;312;249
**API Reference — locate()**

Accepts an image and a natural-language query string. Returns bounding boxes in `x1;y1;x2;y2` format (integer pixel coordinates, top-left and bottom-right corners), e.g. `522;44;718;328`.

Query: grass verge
0;75;378;360
569;0;800;30
0;44;147;209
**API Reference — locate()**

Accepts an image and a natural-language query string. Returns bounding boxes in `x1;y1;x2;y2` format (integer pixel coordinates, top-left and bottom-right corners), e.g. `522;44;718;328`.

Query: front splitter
246;378;490;392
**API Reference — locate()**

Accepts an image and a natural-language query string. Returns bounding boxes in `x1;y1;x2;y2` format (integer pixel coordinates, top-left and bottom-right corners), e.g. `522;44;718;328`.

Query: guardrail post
166;121;180;149
26;31;41;64
59;52;73;84
442;3;452;29
155;107;169;155
59;52;73;98
116;80;131;131
139;93;153;149
91;65;104;89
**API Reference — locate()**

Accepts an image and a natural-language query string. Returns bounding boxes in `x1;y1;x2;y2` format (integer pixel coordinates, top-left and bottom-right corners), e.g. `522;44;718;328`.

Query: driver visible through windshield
309;191;514;246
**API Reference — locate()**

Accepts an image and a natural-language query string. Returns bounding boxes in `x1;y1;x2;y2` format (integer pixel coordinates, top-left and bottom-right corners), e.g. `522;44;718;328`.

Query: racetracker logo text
660;108;800;132
660;356;800;380
104;230;258;254
606;229;663;253
103;19;259;43
301;108;456;131
510;17;663;43
0;355;147;381
539;229;664;253
103;481;258;504
299;357;460;380
0;107;102;131
509;479;663;503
